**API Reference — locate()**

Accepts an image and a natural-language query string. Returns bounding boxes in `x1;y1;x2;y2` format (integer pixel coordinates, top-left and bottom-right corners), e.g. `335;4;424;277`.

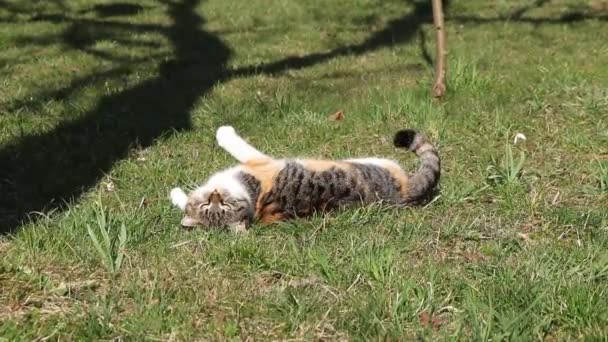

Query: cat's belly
256;161;403;223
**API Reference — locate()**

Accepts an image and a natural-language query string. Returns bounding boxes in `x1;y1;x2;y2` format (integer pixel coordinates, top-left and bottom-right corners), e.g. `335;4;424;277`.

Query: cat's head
180;186;252;232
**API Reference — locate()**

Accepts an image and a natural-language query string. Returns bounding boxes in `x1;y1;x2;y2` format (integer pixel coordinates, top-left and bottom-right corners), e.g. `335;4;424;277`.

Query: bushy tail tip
393;129;418;150
392;129;441;204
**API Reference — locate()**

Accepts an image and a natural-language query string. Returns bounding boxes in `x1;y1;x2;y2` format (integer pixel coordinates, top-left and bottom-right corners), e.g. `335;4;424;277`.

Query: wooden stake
431;0;447;98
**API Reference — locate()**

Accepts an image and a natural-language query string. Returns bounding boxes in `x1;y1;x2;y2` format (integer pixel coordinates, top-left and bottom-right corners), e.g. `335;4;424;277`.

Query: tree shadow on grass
19;0;598;242
229;0;441;77
448;0;608;24
2;0;603;233
0;0;447;234
84;3;147;18
0;0;231;232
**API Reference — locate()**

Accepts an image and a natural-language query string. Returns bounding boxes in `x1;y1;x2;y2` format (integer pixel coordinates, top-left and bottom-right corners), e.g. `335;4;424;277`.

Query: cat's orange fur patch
258;203;285;224
384;164;410;196
242;159;280;189
242;158;282;218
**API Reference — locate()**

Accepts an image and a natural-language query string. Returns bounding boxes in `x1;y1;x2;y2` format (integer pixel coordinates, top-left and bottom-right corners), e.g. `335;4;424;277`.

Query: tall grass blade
87;223;111;271
115;223;128;273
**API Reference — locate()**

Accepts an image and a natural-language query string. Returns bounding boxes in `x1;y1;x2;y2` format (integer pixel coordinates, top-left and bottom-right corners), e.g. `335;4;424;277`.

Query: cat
170;126;440;233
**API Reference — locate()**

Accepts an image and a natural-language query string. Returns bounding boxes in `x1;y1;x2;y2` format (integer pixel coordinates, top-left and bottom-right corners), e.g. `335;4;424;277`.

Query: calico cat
170;126;440;232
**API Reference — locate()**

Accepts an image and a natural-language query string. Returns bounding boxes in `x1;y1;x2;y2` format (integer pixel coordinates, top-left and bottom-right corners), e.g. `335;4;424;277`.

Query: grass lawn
1;0;608;339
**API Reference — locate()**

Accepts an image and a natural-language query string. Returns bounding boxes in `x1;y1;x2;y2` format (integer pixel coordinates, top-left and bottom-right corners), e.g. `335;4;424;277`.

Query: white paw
170;187;188;211
216;126;236;147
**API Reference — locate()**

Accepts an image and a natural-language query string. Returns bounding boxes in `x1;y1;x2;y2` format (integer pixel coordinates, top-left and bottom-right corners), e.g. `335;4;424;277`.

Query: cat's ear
181;215;200;227
228;220;248;234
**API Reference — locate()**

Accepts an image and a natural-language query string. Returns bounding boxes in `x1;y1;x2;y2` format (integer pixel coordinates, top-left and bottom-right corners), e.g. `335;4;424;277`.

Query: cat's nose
209;190;222;204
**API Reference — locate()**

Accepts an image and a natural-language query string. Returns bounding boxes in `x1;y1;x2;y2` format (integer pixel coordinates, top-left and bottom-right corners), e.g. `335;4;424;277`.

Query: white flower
513;133;527;145
105;181;115;192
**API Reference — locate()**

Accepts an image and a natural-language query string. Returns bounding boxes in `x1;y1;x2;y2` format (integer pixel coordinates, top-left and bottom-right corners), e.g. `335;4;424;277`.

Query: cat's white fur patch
216;126;268;163
170;187;188;211
192;166;252;204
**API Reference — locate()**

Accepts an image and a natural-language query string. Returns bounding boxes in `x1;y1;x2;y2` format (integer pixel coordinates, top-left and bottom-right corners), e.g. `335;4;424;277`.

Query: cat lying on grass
171;126;440;233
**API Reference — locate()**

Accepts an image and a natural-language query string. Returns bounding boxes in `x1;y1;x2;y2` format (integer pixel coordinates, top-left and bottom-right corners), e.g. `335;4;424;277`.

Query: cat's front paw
170;187;188;211
216;126;236;147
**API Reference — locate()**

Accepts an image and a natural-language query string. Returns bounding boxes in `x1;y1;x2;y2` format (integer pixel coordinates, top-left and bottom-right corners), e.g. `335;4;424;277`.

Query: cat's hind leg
216;126;269;163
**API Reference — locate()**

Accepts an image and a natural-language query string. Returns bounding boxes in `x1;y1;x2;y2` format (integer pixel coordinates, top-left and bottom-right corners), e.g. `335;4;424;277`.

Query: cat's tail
393;129;440;204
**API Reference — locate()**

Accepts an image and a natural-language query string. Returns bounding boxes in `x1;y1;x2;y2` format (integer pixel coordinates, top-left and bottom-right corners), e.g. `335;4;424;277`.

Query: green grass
1;0;608;339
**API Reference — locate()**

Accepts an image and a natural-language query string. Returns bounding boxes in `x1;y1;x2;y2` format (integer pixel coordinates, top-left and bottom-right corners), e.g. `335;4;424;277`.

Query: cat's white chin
170;187;188;211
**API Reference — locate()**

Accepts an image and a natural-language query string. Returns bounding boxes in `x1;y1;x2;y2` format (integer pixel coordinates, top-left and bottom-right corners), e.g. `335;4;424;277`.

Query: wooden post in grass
431;0;447;98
